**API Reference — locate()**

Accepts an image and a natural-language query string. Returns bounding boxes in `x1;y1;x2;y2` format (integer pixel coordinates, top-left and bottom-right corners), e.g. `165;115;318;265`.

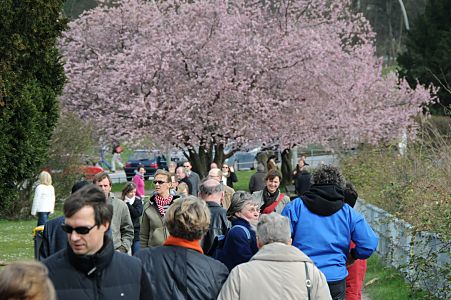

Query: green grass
0;219;36;264
364;255;435;300
233;170;253;192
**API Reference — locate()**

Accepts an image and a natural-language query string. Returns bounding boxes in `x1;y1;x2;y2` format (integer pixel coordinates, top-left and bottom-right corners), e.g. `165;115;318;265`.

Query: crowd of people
0;159;379;300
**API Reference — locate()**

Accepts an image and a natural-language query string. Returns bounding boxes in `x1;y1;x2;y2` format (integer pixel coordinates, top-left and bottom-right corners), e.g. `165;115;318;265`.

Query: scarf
260;187;279;212
164;235;204;254
155;194;173;216
125;195;135;205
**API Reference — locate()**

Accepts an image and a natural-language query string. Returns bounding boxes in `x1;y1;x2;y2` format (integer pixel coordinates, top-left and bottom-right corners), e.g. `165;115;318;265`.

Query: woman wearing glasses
215;192;260;271
221;163;238;188
140;169;179;248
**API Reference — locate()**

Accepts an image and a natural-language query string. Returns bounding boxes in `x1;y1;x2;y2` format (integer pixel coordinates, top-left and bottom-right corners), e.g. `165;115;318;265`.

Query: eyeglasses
61;224;97;235
222;166;229;169
153;180;167;185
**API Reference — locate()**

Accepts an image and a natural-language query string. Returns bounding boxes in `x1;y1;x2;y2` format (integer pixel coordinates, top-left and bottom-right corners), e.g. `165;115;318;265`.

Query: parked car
124;149;167;181
225;150;258;171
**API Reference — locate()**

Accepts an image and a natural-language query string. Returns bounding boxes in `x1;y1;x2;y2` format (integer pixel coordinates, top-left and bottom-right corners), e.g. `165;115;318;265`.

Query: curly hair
312;165;345;188
164;196;210;241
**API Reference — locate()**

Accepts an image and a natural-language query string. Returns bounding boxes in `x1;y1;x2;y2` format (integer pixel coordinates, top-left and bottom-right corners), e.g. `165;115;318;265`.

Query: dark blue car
124;150;167;181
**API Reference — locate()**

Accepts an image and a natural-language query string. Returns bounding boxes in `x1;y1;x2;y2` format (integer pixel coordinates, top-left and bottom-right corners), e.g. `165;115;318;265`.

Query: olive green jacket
109;195;134;253
140;195;178;248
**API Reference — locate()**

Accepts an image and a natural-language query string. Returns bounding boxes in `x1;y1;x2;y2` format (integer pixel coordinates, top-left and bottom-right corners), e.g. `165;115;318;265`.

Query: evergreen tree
397;0;451;114
0;0;67;217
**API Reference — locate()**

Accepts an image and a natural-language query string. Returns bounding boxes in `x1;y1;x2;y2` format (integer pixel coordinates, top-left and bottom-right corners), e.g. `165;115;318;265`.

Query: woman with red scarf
136;197;228;299
252;169;290;214
140;169;179;248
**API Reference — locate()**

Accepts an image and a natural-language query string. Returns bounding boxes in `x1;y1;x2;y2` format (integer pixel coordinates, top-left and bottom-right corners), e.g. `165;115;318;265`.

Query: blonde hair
39;171;52;186
155;169;172;183
164;197;210;240
177;182;189;195
0;261;56;300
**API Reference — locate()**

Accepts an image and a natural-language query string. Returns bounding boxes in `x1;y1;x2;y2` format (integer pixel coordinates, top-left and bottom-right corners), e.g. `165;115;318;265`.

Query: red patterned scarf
155;194;173;216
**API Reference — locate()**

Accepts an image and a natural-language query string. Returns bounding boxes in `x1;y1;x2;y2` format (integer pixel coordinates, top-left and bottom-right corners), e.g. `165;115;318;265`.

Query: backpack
208;225;251;257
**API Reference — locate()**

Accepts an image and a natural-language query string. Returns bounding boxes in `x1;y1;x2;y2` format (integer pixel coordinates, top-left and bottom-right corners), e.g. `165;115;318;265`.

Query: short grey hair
227;191;259;221
312;165;345;188
257;213;291;245
199;179;224;196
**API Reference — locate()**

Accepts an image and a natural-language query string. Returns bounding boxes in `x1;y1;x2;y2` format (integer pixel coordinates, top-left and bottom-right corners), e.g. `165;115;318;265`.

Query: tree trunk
281;148;293;187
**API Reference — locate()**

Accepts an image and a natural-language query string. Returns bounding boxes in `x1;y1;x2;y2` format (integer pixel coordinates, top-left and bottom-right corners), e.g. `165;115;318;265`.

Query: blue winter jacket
282;196;378;282
215;217;258;271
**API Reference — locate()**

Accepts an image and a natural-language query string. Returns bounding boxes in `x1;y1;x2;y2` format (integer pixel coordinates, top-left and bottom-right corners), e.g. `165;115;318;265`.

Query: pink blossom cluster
59;0;435;153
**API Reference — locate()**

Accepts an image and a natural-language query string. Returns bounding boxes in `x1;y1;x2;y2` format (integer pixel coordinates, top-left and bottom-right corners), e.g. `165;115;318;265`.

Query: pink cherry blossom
59;0;435;174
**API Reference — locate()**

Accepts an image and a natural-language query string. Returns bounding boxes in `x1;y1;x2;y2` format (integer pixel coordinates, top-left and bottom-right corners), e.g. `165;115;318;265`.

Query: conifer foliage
0;0;67;216
398;0;451;114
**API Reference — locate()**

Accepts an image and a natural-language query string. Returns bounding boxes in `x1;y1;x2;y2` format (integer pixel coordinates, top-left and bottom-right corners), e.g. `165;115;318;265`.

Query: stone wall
355;199;450;299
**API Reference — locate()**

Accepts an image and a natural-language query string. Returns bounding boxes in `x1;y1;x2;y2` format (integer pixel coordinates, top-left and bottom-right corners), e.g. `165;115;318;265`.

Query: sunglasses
61;224;97;235
153;180;167;185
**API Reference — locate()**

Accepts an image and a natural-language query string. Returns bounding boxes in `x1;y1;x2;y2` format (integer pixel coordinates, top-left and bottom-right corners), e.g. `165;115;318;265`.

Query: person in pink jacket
133;165;146;198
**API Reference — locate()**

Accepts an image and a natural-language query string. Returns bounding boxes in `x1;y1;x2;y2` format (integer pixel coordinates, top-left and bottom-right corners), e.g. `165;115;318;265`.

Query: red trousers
346;241;367;300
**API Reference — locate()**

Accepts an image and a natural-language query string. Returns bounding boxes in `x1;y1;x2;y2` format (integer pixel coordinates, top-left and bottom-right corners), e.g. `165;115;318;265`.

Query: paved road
108;170;154;184
108;170;127;184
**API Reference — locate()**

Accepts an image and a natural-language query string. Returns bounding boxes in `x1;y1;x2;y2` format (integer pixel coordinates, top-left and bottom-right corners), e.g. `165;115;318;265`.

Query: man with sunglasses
93;172;134;253
43;184;151;300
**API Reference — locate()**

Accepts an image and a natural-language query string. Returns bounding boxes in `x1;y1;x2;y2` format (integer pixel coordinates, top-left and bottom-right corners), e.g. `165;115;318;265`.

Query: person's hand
346;252;356;267
229;166;234;172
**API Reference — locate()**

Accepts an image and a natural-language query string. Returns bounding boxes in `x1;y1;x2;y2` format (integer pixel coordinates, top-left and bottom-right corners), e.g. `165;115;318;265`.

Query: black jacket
135;245;229;300
44;237;152;300
201;202;230;255
39;216;67;260
226;172;238;188
126;196;144;242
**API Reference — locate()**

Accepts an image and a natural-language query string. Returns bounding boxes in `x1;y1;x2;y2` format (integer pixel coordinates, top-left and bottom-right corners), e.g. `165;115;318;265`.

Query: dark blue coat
215;217;258;271
44;237;151;300
39;216;67;260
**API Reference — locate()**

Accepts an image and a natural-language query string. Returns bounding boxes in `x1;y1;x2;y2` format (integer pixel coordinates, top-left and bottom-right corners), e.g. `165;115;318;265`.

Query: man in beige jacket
217;213;331;300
